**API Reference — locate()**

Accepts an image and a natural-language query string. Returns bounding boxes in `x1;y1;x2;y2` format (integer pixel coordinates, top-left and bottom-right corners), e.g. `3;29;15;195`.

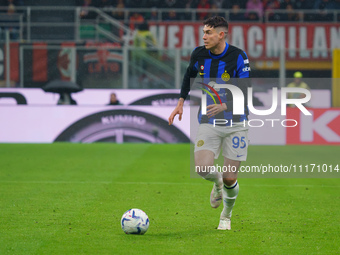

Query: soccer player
168;16;251;230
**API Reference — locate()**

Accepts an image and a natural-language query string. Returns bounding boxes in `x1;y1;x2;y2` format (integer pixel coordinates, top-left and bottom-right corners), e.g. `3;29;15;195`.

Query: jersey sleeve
180;48;199;100
236;51;250;78
226;51;251;113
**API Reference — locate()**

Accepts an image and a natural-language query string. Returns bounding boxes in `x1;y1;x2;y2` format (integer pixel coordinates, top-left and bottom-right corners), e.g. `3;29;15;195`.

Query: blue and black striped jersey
180;42;251;125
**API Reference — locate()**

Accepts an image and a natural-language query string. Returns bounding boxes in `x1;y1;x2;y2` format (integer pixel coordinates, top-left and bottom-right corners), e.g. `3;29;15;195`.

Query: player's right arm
168;98;184;125
168;48;199;125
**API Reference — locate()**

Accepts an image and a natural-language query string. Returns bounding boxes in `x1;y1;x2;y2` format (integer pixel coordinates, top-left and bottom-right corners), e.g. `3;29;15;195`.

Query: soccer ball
121;208;149;235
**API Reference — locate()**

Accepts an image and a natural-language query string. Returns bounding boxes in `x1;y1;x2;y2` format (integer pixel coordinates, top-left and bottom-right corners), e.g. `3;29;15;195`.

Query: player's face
202;25;225;51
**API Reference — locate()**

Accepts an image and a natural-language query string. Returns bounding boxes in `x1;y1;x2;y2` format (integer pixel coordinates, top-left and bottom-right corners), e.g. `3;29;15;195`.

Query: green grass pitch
0;143;339;254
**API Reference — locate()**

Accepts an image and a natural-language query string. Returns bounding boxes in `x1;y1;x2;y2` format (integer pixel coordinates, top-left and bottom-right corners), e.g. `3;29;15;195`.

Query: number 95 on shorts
194;123;249;161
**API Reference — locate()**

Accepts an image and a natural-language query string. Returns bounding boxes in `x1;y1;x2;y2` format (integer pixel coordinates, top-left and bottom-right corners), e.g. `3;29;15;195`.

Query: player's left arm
226;52;251;112
207;52;250;117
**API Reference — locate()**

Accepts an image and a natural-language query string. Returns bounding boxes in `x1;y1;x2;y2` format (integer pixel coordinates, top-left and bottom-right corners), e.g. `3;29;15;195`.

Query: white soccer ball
121;208;149;235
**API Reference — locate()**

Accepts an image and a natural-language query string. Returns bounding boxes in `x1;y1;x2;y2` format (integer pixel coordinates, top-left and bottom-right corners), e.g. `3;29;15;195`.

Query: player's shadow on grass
141;229;215;239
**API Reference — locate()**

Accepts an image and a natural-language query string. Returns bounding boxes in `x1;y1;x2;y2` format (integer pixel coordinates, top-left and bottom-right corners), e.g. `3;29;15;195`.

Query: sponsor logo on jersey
242;66;251;72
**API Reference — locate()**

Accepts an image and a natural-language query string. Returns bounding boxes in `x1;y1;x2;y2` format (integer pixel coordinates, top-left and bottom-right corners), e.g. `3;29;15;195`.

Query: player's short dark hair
203;16;229;30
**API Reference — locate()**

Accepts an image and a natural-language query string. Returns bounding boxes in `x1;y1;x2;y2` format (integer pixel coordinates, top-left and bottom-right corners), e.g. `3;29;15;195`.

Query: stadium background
0;1;339;254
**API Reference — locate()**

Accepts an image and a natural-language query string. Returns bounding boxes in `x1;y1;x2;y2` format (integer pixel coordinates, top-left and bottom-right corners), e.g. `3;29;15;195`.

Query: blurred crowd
76;0;340;22
0;0;340;22
73;0;340;10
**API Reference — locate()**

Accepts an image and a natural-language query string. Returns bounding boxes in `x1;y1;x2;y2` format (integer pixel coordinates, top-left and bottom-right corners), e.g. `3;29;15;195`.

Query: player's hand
168;101;184;125
168;106;183;125
206;103;227;118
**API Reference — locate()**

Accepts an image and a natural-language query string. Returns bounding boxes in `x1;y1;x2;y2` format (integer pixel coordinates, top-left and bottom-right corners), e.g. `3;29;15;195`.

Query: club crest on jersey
221;70;230;82
200;65;204;71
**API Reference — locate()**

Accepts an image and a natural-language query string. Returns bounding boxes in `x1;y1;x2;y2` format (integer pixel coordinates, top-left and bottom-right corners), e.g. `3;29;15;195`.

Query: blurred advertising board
0;88;338;144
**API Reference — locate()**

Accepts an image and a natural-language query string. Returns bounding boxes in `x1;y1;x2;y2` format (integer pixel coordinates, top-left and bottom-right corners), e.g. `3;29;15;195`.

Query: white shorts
194;123;249;161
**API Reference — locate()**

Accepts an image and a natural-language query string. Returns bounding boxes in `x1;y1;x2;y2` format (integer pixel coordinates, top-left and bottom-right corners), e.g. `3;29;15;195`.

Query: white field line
0;180;339;187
